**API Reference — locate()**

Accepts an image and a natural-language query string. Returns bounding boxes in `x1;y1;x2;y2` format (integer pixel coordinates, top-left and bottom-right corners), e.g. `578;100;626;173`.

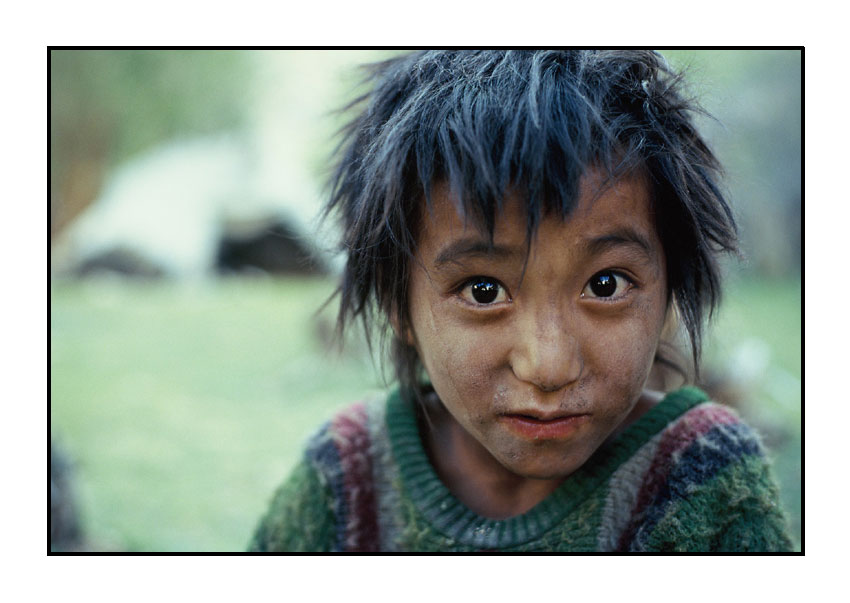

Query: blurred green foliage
50;49;251;166
50;50;252;235
663;50;802;277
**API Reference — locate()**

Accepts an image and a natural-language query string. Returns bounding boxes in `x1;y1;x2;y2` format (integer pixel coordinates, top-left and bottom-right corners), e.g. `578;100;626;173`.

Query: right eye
459;277;509;305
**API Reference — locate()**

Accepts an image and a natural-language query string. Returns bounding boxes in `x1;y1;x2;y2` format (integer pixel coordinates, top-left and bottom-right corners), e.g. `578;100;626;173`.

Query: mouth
499;411;589;440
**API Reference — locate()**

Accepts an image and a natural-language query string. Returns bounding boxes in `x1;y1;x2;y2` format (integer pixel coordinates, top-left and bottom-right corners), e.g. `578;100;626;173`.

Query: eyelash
456;270;635;307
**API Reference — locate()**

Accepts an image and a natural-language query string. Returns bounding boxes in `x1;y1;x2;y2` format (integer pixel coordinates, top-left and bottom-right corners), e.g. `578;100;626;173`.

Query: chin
499;452;586;481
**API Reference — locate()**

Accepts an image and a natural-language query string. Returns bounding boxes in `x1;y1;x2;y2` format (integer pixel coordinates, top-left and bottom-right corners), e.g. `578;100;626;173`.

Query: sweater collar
385;386;709;549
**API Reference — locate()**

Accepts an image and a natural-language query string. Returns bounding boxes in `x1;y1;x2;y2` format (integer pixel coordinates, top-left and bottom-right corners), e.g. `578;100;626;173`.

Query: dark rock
73;246;167;279
51;442;84;552
215;217;325;276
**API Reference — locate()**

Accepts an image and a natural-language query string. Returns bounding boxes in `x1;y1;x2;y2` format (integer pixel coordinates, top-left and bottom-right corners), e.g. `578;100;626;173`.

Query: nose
509;304;583;392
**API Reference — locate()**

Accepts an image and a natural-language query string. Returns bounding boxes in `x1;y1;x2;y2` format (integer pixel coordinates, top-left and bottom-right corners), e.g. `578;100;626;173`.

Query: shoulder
623;392;792;551
302;393;393;552
249;393;391;552
661;397;763;467
303;392;390;484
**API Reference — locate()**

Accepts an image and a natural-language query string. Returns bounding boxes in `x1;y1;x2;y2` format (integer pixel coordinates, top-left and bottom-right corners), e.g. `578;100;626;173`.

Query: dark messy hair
324;50;738;399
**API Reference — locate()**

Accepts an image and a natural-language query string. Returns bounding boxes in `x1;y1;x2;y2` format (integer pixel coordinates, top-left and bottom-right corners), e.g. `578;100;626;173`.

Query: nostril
537;381;564;393
509;351;584;393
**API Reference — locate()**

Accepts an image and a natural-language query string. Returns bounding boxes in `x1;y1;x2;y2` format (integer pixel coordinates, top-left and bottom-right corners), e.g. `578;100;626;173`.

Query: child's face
406;172;668;480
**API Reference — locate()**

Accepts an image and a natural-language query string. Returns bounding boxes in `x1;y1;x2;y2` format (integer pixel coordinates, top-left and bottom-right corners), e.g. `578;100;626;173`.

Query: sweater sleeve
644;454;793;552
630;413;794;552
248;454;339;552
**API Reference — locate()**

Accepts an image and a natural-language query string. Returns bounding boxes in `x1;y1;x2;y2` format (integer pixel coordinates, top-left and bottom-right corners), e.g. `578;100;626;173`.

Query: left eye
581;270;632;299
460;277;509;305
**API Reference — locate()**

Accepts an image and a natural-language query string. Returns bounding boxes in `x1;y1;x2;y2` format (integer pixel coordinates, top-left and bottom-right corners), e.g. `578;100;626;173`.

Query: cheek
436;330;500;394
582;310;663;405
414;309;504;409
610;331;656;382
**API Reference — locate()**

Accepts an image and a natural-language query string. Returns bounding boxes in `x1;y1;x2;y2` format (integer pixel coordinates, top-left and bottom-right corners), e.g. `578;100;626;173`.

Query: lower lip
500;414;587;440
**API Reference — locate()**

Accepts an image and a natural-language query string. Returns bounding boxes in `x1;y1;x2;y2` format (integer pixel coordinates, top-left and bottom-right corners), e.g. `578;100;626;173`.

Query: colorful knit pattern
249;387;792;552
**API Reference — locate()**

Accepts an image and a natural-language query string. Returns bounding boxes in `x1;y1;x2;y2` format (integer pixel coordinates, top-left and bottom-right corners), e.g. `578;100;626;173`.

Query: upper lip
501;410;586;422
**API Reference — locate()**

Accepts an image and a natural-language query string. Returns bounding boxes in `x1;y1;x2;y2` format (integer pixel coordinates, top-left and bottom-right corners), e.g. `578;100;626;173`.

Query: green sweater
249;387;792;552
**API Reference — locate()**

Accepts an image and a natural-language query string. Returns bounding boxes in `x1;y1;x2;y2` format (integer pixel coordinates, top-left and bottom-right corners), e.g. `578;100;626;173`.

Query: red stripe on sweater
615;403;738;550
331;403;380;552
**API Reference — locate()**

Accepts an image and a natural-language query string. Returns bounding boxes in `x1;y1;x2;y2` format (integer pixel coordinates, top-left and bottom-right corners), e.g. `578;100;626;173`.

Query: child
249;50;792;552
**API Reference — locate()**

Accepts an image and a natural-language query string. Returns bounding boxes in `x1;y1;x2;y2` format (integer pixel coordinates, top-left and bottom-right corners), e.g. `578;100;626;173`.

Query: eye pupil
471;279;499;303
590;272;617;297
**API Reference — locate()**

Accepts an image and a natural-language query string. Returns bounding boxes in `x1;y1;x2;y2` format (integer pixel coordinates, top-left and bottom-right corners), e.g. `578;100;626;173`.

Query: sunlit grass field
50;274;802;552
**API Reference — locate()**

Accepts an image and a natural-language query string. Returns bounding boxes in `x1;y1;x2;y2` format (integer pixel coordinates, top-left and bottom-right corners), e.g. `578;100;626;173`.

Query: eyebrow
432;227;656;270
582;228;655;259
433;238;525;269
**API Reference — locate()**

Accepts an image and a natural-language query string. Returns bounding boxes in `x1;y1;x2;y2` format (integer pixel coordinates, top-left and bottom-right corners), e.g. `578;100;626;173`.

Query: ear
389;307;415;346
659;303;679;341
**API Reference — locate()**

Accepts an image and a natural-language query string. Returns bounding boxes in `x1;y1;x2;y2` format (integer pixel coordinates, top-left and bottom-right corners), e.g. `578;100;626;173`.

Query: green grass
51;273;801;551
51;277;385;551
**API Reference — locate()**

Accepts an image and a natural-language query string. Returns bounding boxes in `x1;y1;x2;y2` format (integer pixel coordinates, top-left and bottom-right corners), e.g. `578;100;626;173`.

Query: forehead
417;172;657;255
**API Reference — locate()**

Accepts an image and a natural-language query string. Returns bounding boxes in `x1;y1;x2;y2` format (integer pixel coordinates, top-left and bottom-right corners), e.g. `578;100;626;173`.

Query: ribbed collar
385;386;708;549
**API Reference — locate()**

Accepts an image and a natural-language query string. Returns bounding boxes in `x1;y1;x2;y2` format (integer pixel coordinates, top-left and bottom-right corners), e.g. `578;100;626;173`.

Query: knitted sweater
249;386;792;552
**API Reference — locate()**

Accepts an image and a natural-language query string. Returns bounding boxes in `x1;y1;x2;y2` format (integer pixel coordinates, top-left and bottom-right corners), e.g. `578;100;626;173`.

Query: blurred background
49;49;802;552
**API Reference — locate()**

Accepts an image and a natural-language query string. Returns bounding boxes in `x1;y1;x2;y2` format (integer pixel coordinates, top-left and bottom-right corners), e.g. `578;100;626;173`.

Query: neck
419;393;564;519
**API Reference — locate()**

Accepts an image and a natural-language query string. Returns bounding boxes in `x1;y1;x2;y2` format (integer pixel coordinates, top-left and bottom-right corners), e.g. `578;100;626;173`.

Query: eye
581;270;632;299
459;276;509;305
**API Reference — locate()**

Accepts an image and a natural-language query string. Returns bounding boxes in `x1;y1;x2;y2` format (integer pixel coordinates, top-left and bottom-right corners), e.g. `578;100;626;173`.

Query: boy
249;50;792;552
